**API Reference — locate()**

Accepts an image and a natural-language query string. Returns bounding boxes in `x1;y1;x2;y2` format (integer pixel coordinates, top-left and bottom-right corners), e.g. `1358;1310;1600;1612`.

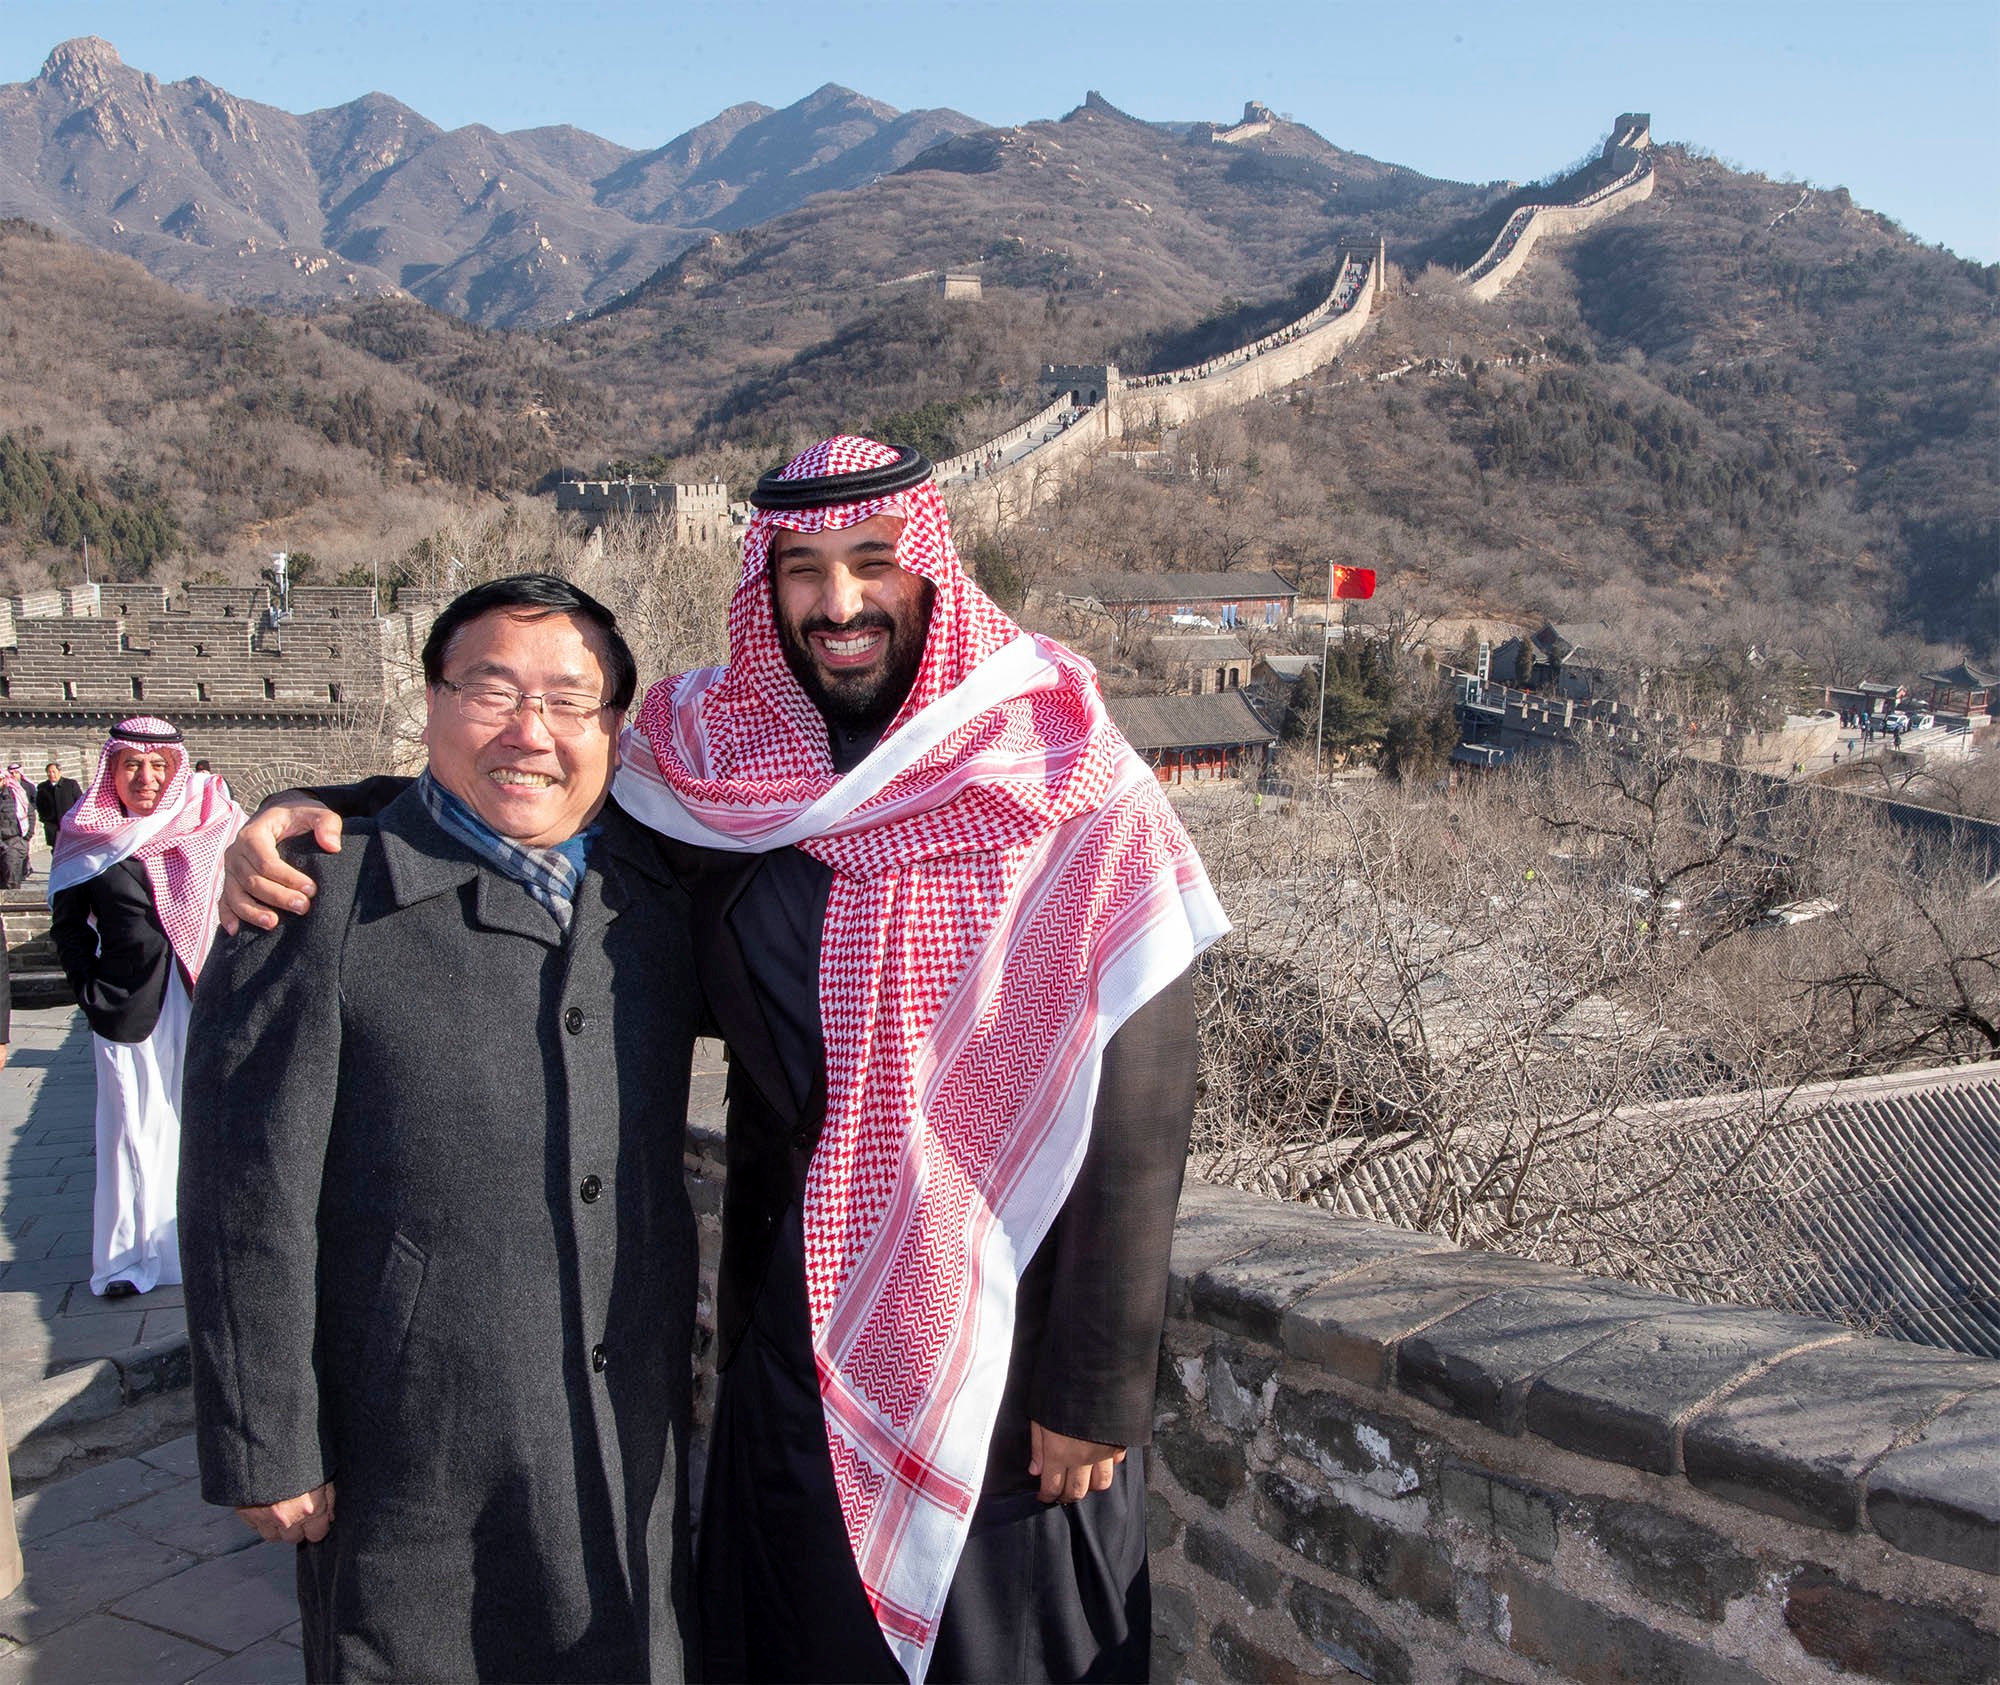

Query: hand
0;1045;9;1070
219;799;342;934
1029;1422;1126;1505
237;1481;335;1544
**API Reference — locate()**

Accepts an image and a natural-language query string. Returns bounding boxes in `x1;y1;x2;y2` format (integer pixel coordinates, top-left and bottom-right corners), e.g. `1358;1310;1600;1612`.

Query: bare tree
1180;745;1999;1312
562;514;736;687
1183;775;1835;1305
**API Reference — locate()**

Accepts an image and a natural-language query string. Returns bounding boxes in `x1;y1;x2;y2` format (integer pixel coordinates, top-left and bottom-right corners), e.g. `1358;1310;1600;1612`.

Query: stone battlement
553;478;731;548
0;581;440;798
677;1114;1997;1684
944;243;1384;533
1149;1184;1997;1682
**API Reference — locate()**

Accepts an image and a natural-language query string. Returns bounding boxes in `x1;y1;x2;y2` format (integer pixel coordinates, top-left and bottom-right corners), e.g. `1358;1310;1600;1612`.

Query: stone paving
1;1433;304;1683
1;997;302;1681
3;1004;191;1477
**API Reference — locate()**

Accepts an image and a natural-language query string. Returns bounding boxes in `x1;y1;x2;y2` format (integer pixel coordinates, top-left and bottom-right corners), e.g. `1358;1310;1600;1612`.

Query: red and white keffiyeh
616;436;1227;1679
48;718;246;985
0;769;30;839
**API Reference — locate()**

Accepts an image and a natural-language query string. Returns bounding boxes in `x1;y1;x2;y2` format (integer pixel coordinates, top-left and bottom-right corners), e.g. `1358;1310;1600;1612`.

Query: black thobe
692;722;1197;1685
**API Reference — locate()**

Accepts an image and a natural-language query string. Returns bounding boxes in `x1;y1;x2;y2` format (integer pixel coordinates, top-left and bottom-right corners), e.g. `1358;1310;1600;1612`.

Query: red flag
1331;566;1377;600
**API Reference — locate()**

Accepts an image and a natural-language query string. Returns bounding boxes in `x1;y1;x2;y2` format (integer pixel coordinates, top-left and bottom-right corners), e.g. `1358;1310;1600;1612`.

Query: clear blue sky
9;0;1997;261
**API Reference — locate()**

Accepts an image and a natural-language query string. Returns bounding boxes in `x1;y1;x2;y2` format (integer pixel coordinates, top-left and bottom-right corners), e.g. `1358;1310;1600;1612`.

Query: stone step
13;967;76;1008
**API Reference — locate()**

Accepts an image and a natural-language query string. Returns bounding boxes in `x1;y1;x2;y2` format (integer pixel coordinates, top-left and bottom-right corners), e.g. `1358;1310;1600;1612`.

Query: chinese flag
1331;566;1377;600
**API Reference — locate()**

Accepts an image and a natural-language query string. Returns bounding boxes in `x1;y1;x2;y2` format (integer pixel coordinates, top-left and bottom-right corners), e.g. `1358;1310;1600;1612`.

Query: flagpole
1314;558;1332;784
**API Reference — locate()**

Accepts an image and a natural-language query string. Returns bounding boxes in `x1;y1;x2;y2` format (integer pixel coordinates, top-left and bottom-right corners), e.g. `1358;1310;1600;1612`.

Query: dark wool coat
181;790;701;1684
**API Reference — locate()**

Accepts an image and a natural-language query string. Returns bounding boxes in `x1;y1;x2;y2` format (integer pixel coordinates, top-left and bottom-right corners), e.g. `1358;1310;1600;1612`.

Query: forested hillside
0;221;594;583
0;96;1990;674
981;145;1996;671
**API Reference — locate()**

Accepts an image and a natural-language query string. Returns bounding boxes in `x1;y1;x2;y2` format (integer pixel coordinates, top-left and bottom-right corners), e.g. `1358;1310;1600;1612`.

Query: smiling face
422;608;622;847
111;748;173;817
769;513;933;729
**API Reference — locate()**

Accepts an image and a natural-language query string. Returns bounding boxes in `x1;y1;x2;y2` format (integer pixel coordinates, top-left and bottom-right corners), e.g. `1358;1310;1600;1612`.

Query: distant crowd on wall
1125;257;1369;391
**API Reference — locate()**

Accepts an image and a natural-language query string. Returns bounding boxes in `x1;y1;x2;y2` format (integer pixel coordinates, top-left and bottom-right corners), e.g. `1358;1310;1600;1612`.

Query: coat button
564;1007;586;1034
591;1344;608;1372
579;1175;602;1203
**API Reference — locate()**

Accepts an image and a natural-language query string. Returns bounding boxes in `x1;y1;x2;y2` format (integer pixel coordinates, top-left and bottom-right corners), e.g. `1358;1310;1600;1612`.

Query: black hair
420;574;638;710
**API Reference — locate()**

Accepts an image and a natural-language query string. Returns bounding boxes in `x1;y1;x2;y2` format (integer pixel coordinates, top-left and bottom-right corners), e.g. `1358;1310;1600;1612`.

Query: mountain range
0;39;1991;666
0;37;982;326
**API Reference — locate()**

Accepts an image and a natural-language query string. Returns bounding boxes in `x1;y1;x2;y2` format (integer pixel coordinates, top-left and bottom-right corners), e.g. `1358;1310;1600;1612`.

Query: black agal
749;445;933;512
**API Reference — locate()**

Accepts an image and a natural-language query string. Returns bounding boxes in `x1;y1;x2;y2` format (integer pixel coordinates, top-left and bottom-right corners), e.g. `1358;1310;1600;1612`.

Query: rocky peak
38;37;126;97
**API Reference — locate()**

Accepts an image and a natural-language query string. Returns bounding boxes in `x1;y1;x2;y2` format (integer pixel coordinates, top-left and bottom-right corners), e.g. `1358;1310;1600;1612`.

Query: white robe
90;971;188;1295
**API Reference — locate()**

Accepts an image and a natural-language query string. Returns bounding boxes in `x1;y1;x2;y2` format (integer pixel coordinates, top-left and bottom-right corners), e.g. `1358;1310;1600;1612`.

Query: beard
776;585;933;730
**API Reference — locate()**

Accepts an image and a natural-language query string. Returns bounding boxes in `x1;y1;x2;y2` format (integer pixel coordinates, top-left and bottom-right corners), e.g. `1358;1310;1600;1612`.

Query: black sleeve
1026;969;1198;1448
181;844;354;1508
49;882;99;1000
270;774;412;820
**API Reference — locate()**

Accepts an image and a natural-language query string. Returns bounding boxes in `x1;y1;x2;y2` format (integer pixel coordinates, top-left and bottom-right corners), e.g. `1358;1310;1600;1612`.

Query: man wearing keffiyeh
222;438;1226;1684
181;576;703;1684
624;435;1226;1684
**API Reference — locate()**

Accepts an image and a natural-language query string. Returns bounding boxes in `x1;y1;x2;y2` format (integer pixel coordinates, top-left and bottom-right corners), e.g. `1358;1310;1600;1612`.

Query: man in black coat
182;577;701;1683
34;762;82;849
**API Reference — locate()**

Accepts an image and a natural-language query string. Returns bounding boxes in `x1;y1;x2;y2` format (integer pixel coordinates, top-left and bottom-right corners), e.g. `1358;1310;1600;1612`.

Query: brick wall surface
0;586;438;800
1148;1184;1998;1684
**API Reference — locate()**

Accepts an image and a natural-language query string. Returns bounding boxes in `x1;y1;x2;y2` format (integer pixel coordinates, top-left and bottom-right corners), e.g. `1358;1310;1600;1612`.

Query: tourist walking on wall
35;761;83;848
48;718;244;1297
0;766;32;887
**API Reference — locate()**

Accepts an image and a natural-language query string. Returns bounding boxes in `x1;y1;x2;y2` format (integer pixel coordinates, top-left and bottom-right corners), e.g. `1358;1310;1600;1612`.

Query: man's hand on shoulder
1029;1421;1126;1504
219;797;343;934
236;1481;334;1544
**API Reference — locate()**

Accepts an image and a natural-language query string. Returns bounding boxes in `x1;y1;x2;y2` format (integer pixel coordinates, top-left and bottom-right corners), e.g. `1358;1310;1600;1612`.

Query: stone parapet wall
1126;255;1366;393
1150;1183;1998;1683
3;611;419;709
672;1149;1995;1680
935;394;1076;483
1463;161;1657;302
943;400;1119;534
947;260;1378;536
0;583;437;795
1122;273;1376;435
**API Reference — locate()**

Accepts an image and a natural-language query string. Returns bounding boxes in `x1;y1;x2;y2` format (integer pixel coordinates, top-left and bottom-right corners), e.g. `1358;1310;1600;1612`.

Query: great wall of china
938;240;1386;534
1460;113;1656;301
0;117;1664;788
933;114;1656;533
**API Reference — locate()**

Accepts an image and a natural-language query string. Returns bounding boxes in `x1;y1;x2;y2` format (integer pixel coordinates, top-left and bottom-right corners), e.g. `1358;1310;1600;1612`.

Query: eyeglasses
437;679;612;736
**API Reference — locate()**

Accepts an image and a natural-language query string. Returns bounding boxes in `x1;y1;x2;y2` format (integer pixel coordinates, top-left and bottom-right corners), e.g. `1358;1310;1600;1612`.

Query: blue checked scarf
417;771;587;933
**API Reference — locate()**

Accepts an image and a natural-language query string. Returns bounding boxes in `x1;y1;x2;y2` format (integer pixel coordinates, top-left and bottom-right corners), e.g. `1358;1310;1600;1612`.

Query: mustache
799;610;896;638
